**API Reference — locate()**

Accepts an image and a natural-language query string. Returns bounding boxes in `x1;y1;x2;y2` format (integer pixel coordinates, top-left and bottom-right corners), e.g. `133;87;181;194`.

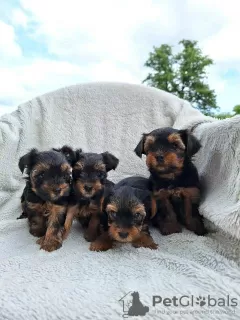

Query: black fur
98;176;157;249
18;147;74;252
67;151;119;242
134;127;207;236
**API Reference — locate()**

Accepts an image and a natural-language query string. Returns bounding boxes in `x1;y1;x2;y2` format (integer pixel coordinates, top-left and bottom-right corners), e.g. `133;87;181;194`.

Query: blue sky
0;0;240;116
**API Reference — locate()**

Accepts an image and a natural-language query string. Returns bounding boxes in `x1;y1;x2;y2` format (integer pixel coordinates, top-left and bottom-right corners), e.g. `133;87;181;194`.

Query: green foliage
233;104;240;114
213;104;240;119
213;112;233;119
143;40;218;116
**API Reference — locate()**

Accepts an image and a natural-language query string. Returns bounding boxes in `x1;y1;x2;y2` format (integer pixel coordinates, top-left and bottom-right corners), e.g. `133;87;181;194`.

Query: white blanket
0;82;240;320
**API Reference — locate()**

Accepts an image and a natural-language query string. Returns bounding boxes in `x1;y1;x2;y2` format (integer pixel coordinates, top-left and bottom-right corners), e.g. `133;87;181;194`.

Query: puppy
90;176;158;251
18;146;74;252
63;150;119;242
134;127;206;236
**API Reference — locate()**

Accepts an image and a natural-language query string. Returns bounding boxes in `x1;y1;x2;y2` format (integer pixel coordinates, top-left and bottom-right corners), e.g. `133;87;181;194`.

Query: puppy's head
134;127;201;176
72;151;119;199
19;148;72;202
106;186;146;243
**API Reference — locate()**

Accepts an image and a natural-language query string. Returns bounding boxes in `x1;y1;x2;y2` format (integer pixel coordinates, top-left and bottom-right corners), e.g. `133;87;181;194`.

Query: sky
0;0;240;116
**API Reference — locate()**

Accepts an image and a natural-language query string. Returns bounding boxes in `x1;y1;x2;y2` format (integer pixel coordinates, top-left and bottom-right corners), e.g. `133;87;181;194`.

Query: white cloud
20;0;176;65
0;59;88;107
0;21;22;59
0;0;240;116
11;8;28;28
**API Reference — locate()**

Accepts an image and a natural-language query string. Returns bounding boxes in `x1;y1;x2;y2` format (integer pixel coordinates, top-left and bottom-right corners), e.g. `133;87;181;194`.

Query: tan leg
37;204;66;252
84;213;100;242
132;232;158;250
63;204;79;240
90;231;114;251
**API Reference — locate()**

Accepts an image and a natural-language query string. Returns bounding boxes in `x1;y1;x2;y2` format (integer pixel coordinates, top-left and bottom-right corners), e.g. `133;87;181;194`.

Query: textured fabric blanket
0;82;240;320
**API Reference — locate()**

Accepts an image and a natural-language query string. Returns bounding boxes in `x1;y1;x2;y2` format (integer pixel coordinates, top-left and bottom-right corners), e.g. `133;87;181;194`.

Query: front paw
132;234;158;250
159;221;182;235
90;240;112;252
186;217;207;236
132;240;158;250
37;237;62;252
84;229;98;242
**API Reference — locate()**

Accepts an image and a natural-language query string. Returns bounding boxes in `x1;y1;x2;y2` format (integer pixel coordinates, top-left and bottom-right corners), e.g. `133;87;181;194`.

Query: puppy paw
133;241;158;250
159;222;182;235
36;236;44;246
186;218;207;236
37;237;62;252
89;240;112;252
132;234;158;250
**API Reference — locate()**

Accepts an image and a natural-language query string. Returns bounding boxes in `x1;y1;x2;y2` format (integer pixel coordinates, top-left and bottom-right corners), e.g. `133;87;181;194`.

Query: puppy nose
84;185;93;192
118;232;129;239
156;155;164;163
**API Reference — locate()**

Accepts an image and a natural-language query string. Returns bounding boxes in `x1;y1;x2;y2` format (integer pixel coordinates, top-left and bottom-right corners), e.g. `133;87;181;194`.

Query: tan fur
132;204;146;216
132;232;158;249
90;232;114;251
74;180;103;198
108;224;141;243
38;203;65;252
61;163;71;171
151;197;157;218
74;161;84;170
168;133;185;150
94;162;106;171
106;203;118;212
32;163;50;174
63;204;79;239
146;152;158;169
144;135;155;153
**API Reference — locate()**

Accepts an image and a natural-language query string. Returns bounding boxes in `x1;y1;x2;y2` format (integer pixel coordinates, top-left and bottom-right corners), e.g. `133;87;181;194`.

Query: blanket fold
0;82;239;320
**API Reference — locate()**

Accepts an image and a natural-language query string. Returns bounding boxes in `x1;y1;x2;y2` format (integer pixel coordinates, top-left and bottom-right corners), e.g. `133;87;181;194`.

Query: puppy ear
75;149;83;162
133;188;150;202
53;145;77;165
179;130;201;157
102;152;119;172
134;134;147;158
18;149;38;174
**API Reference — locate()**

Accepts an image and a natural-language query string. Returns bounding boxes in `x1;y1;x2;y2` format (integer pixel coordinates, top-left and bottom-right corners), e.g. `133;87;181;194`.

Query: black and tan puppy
63;150;119;242
134;127;206;236
90;176;158;251
18;146;74;252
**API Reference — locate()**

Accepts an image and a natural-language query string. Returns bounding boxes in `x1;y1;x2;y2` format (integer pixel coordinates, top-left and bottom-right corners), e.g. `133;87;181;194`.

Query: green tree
213;104;240;119
213;112;232;119
143;40;218;115
233;104;240;115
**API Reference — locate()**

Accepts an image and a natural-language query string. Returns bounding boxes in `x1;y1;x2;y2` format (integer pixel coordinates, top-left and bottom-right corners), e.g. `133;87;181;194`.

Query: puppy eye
172;143;179;149
37;173;44;179
108;211;117;220
134;213;144;224
97;172;104;178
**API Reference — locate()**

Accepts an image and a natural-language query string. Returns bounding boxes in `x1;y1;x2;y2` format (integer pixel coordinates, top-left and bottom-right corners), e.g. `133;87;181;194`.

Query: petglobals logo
152;295;238;308
119;291;149;318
